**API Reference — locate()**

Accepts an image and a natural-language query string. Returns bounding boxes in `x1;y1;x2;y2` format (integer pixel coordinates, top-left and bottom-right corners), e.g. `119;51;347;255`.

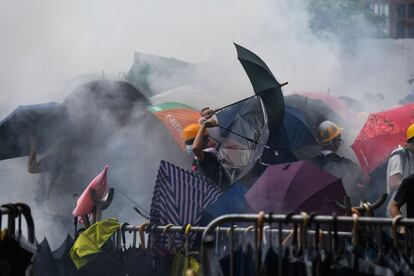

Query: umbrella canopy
284;93;345;131
294;91;351;118
351;103;414;173
72;165;109;218
338;96;364;112
203;43;284;184
244;160;346;214
0;102;70;160
32;238;59;276
212;96;269;183
272;105;316;152
148;102;200;150
124;51;196;97
200;183;253;225
234;43;285;131
149;160;222;249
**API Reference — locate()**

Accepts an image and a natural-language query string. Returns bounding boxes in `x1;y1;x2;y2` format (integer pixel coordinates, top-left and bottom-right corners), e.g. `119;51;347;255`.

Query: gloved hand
203;117;218;128
200;107;215;119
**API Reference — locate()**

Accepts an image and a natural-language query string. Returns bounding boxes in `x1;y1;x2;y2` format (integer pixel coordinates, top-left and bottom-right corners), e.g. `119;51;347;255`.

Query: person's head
182;124;208;154
316;120;343;152
406;123;414;153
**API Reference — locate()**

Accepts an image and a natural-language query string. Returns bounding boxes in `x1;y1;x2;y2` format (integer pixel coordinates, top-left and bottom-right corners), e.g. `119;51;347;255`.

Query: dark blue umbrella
200;183;253;225
0;102;70;160
274;105;316;152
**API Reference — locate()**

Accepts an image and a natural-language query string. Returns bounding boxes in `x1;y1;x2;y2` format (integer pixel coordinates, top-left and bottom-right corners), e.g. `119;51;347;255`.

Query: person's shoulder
390;146;406;156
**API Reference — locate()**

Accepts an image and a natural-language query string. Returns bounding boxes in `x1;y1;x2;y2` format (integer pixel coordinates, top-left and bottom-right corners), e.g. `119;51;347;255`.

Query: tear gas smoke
0;0;413;247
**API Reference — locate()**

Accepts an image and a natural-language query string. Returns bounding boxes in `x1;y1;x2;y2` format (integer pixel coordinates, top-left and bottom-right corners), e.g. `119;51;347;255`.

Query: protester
182;108;230;189
390;174;414;219
311;120;365;203
386;123;414;217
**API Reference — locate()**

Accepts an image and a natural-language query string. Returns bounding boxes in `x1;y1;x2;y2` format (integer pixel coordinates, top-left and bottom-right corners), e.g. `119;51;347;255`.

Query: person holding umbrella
386;124;414;218
311;120;365;203
182;108;230;189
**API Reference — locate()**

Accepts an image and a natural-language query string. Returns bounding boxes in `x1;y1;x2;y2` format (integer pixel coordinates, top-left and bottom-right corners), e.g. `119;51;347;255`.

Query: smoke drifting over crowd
0;0;413;246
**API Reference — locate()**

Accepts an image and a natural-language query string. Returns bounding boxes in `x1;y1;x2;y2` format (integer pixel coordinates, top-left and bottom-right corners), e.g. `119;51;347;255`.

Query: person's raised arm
27;136;47;174
192;118;217;161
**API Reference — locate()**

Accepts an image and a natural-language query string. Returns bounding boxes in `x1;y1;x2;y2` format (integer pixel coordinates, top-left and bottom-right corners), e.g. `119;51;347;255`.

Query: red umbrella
351;104;414;173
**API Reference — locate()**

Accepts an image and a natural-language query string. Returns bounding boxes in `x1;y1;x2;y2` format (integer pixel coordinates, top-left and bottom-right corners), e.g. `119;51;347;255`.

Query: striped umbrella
149;160;222;250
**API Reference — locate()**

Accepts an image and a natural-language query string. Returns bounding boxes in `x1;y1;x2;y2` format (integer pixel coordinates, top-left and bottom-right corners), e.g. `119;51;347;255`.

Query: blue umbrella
200;183;253;225
0;102;70;160
275;105;316;151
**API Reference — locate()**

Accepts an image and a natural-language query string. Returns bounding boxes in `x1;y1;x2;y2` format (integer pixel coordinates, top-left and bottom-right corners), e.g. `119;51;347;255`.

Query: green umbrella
234;43;285;131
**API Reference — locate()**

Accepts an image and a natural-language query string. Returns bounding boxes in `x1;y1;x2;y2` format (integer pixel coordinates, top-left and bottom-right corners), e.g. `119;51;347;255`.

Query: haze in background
0;0;413;246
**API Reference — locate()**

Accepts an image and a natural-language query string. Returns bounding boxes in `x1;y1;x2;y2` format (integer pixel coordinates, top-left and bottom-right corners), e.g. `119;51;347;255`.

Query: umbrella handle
14;203;35;244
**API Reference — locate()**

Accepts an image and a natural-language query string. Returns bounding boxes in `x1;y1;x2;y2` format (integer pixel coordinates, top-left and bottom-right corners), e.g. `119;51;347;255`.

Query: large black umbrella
0;102;70;160
234;43;285;131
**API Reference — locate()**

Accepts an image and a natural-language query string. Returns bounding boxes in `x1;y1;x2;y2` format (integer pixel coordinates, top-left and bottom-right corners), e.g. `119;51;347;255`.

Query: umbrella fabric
53;234;74;260
72;165;109;218
0;102;70;160
234;43;285;131
149;160;222;250
272;105;316;151
212;96;269;184
70;218;120;269
32;238;59;276
244;160;346;214
219;247;255;276
200;183;253;225
148;102;199;150
295;91;351;119
52;234;78;276
338;96;364;112
169;254;200;276
351;103;414;173
285;94;345;131
124;51;196;97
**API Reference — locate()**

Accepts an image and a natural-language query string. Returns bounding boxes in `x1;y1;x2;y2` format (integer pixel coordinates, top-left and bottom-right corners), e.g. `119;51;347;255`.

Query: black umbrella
52;234;78;276
0;102;70;160
32;238;59;276
234;43;285;131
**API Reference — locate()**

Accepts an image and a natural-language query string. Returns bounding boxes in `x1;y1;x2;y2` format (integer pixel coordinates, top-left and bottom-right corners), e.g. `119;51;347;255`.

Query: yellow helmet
182;124;207;142
316;120;343;144
406;123;414;142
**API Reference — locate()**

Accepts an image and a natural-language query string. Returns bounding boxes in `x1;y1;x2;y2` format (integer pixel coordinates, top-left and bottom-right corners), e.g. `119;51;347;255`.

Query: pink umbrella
72;165;109;217
244;161;346;214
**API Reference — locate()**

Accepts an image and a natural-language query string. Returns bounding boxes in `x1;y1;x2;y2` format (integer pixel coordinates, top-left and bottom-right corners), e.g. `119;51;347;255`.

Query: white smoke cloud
1;0;414;247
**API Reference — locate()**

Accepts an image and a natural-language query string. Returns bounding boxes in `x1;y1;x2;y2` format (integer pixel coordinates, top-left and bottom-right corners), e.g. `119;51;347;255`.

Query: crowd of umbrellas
1;44;414;275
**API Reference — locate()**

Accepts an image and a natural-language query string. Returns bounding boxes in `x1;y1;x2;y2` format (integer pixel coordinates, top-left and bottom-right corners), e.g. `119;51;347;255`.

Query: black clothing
193;151;230;188
394;174;414;218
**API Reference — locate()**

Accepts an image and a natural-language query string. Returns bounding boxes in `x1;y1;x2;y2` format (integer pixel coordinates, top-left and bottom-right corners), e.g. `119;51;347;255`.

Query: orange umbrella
149;102;200;150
